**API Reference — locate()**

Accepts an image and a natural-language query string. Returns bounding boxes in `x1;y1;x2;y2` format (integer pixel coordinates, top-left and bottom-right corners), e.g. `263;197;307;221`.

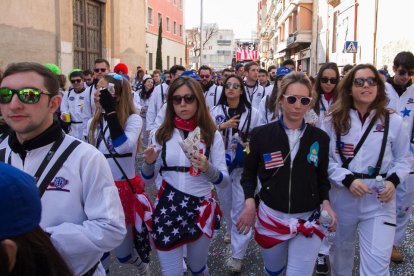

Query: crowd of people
0;51;414;276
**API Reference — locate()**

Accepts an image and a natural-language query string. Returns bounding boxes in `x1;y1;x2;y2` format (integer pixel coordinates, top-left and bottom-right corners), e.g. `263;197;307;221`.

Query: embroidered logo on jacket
215;115;225;124
407;98;414;104
263;151;284;169
46;177;70;192
373;123;385;132
335;142;354;157
307;142;319;167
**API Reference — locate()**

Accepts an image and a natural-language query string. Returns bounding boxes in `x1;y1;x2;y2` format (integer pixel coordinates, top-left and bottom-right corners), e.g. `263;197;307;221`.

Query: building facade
146;0;185;73
0;0;147;75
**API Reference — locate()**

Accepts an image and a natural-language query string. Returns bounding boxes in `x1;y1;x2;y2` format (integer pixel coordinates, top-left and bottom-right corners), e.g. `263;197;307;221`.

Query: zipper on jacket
288;160;293;213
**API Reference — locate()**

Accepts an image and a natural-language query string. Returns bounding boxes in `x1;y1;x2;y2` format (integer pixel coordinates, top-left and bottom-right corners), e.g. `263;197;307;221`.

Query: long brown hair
1;227;72;276
313;62;340;115
88;74;137;145
329;63;389;135
155;77;217;148
274;72;316;119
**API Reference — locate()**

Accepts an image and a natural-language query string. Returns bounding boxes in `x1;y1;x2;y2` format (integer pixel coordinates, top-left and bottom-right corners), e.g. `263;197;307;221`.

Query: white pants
157;235;210;276
394;174;414;246
262;233;322;276
330;184;396;276
217;168;252;259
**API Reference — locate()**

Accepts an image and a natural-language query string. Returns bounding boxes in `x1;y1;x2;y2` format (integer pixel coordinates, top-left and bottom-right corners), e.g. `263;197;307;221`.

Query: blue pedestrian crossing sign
345;41;358;53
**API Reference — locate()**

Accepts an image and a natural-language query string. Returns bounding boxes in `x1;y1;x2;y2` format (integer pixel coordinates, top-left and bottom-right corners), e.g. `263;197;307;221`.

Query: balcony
286;30;312;48
217;40;232;46
276;40;287;53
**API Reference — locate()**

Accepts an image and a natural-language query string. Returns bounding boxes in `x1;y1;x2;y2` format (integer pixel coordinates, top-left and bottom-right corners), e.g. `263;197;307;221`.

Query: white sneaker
137;262;150;276
226;257;243;273
224;232;231;243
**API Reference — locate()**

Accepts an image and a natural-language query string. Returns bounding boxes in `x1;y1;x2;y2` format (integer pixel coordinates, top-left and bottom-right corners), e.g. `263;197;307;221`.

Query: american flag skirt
254;202;324;249
152;181;221;250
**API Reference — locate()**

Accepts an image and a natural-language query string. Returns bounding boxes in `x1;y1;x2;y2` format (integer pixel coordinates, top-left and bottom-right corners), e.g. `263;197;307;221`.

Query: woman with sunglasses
211;74;260;273
312;62;340;128
88;74;151;275
141;77;229;276
323;64;411;276
237;72;336;276
133;77;155;148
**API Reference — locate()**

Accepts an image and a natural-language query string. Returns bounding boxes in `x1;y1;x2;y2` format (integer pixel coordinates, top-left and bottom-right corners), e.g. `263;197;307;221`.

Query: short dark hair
244;61;259;72
267;65;277;72
70;71;83;79
259;68;268;75
170;65;186;76
2;62;59;95
282;59;295;67
393;51;414;70
222;68;234;74
83;69;93;76
198;65;212;75
94;58;110;69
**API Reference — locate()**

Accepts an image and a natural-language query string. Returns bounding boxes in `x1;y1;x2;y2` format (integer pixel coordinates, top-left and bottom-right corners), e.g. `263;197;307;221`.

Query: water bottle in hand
375;175;386;205
320;210;332;230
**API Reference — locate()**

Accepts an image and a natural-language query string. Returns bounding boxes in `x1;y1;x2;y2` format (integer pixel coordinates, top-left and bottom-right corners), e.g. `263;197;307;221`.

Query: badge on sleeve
243;139;250;154
263;151;284;169
307;142;319;167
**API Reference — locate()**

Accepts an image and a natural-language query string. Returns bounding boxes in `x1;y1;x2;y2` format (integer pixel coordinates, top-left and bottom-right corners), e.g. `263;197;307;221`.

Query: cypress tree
156;19;163;70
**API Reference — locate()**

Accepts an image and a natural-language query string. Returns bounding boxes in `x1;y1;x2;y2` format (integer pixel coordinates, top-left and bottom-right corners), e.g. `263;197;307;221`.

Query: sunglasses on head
70;79;82;84
398;69;414;77
172;94;196;105
224;82;241;89
94;68;107;73
283;95;312;106
0;87;51;104
353;77;378;87
320;77;338;84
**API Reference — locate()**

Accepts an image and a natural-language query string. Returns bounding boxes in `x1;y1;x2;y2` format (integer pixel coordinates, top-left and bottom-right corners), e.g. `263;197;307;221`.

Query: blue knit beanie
0;163;41;239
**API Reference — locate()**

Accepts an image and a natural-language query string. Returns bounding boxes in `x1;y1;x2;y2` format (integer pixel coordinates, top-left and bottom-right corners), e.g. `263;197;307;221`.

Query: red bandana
174;116;197;131
323;93;333;102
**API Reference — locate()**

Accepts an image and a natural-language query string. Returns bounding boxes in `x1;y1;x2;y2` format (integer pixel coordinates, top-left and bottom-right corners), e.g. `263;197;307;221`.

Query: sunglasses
353;77;378;87
70;79;82;84
224;82;241;89
94;68;107;73
172;94;196;105
320;77;338;84
398;69;414;77
283;95;312;106
199;75;210;79
0;87;51;104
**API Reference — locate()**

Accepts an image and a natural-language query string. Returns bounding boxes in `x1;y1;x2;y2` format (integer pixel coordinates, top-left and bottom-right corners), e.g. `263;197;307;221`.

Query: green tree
156;19;163;70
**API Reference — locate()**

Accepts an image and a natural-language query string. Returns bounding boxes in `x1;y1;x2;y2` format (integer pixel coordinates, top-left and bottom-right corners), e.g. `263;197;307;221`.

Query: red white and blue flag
336;142;354;157
263;151;284;169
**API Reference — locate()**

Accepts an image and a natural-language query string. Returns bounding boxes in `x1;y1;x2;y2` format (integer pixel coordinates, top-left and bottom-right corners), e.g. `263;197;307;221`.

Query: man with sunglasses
60;69;86;140
0;62;126;275
198;65;223;109
385;51;414;263
82;58;110;140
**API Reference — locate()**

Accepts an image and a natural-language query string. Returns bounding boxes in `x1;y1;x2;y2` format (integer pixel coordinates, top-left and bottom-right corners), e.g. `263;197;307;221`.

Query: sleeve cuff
342;174;356;189
202;163;222;184
112;133;128;147
141;162;155;179
386;173;400;188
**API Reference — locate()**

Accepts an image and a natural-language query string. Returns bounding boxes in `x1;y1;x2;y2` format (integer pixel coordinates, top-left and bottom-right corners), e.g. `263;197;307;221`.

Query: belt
352;173;386;179
160;166;190;173
71;121;82;124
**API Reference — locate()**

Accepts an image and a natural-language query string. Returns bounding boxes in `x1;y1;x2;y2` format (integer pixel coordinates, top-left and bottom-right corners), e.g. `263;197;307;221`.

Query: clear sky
184;0;258;39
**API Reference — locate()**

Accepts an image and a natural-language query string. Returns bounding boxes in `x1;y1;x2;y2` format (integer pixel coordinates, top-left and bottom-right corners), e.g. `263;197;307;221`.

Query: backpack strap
0;148;5;163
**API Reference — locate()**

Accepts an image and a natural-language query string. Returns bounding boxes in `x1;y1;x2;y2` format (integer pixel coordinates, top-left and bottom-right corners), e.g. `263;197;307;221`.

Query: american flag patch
263;151;284;169
336;142;354;157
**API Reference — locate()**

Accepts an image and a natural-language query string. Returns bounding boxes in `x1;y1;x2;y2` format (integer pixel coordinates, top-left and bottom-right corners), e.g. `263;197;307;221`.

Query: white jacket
61;88;87;139
203;84;223;110
82;85;97;138
146;83;169;131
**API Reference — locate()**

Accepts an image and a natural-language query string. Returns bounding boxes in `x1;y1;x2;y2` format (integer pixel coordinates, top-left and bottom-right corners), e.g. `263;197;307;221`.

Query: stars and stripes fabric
335;142;354;157
152;181;221;250
254;203;324;249
262;151;284;169
236;48;259;61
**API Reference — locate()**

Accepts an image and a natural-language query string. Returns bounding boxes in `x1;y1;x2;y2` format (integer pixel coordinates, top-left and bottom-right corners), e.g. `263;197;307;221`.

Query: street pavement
109;160;414;275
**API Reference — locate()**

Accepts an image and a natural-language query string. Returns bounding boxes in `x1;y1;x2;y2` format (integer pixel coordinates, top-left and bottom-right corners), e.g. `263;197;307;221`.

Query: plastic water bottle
320;210;332;230
375;175;386;205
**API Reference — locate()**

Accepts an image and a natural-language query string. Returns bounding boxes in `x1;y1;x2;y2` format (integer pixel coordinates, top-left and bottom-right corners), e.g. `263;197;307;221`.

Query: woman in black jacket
237;72;336;276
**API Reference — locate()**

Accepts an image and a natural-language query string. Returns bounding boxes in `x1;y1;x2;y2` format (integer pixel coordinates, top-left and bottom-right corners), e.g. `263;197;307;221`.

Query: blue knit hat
0;163;41;240
277;66;292;77
180;70;201;80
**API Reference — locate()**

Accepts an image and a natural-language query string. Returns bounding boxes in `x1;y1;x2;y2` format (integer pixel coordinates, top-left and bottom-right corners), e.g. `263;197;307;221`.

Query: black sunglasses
320;77;338;84
353;77;378;87
70;79;82;84
0;87;52;104
283;95;312;106
224;82;241;89
398;69;414;77
94;68;107;73
172;94;196;105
